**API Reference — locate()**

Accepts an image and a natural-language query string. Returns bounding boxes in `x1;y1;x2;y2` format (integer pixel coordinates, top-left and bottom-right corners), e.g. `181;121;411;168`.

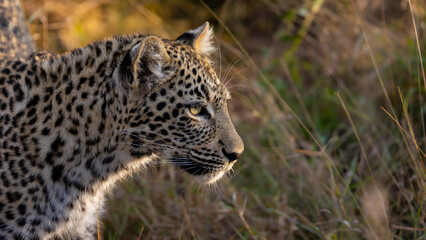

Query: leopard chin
194;171;226;185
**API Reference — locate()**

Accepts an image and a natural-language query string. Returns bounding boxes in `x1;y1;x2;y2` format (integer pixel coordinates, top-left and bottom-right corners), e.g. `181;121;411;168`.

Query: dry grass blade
348;0;395;117
380;106;426;159
337;92;382;234
398;87;426;174
180;198;196;239
137;226;144;240
407;0;426;91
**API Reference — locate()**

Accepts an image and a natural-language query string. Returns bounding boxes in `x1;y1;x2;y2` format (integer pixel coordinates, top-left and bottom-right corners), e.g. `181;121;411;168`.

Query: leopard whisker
224;67;247;88
226;84;259;94
116;142;188;155
222;57;240;87
228;91;256;107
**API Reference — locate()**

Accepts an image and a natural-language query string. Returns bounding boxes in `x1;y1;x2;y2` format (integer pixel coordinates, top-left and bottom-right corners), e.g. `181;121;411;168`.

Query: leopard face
115;23;243;184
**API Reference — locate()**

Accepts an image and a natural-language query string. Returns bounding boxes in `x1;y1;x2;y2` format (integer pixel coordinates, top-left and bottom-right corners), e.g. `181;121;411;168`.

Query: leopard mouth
171;157;233;184
180;163;213;175
173;158;217;175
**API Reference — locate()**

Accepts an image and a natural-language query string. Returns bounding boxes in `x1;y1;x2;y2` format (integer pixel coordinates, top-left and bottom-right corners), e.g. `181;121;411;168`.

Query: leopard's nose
222;148;243;162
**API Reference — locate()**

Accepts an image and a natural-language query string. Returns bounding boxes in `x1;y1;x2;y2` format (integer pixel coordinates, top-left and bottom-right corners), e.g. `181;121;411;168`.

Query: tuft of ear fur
193;22;215;56
117;36;170;94
176;22;215;56
132;36;170;80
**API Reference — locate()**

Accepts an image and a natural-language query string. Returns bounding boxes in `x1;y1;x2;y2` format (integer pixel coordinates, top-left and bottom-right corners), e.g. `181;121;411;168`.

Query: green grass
23;0;425;239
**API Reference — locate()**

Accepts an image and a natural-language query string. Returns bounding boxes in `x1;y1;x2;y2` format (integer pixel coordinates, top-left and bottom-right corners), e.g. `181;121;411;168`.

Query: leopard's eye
189;105;202;115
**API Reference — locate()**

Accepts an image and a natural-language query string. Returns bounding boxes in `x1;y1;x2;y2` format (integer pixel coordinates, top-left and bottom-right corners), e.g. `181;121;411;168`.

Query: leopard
0;0;244;239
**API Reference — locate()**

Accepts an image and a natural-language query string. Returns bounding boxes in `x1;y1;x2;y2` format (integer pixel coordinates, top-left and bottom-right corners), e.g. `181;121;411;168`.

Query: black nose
222;148;243;162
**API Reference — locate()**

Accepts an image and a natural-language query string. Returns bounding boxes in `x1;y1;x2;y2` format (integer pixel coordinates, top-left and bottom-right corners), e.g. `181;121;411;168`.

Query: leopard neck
24;35;154;194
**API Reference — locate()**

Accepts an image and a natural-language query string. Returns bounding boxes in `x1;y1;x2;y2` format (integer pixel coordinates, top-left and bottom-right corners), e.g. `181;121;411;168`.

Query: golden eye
190;105;202;115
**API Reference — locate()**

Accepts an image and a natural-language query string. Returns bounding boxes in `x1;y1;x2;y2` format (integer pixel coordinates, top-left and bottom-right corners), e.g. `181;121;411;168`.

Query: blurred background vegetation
22;0;425;239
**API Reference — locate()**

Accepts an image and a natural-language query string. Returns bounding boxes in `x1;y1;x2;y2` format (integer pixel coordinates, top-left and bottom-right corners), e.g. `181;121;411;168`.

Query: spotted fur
0;0;34;60
0;2;243;239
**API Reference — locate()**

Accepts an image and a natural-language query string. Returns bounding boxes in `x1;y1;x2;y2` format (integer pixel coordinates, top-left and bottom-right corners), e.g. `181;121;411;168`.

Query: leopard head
115;23;243;184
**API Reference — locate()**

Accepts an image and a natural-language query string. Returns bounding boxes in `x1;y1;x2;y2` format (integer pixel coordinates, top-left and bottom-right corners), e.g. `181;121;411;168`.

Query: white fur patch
193;24;215;56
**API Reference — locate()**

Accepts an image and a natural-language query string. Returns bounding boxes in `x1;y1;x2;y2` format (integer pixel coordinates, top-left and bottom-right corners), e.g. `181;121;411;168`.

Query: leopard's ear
117;36;170;94
176;22;215;56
